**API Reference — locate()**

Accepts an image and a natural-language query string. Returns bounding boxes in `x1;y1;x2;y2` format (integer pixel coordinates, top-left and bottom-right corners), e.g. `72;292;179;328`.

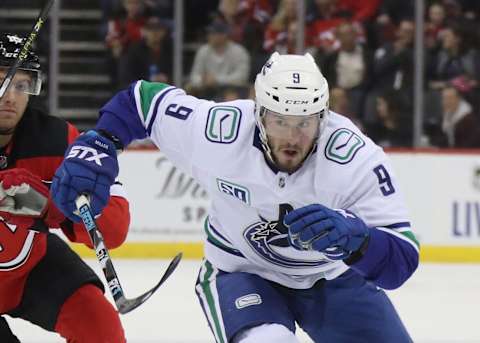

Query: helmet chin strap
260;135;276;166
0;127;15;135
255;105;275;164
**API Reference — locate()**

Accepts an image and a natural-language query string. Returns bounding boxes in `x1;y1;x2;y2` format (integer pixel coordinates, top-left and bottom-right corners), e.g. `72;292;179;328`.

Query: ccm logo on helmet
285;100;309;104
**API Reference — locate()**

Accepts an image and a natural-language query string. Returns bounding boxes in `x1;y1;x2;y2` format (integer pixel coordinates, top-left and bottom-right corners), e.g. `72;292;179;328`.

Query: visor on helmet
261;107;323;140
0;67;42;95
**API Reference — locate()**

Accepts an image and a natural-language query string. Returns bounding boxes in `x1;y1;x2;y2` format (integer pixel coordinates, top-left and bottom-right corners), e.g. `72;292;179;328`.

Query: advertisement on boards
119;150;480;247
389;152;480;245
118;150;209;242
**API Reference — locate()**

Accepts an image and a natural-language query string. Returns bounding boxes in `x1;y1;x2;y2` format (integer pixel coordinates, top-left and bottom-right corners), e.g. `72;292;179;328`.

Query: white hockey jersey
114;81;419;289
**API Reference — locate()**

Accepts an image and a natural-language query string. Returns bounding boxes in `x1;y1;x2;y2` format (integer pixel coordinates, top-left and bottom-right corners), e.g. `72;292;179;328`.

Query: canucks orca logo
243;204;329;268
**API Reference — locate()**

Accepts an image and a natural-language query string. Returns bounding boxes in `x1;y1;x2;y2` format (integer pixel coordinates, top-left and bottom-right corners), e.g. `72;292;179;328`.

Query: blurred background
3;0;480;147
2;0;480;342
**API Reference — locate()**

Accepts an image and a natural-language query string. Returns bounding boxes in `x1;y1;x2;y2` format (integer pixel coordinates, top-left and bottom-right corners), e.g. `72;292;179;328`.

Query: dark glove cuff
344;234;370;265
97;129;124;151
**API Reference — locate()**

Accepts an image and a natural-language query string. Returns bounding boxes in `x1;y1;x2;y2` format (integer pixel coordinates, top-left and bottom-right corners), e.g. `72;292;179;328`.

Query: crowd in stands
100;0;480;148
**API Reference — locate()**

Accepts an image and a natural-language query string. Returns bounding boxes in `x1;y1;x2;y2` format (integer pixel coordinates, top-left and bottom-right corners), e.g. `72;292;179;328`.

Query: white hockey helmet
254;52;329;162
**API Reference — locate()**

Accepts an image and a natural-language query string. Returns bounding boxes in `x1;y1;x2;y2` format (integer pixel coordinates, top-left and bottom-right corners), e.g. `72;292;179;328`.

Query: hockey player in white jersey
51;52;419;342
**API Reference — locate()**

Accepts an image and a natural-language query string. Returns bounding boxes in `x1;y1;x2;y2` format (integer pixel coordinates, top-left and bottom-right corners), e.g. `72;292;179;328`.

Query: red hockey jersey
0;107;130;312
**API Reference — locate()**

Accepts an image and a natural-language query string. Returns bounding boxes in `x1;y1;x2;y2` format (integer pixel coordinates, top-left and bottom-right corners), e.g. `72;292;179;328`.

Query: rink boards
71;149;480;262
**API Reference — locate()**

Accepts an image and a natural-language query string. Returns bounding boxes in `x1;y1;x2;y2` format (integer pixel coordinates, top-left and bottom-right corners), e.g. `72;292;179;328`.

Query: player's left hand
284;204;369;260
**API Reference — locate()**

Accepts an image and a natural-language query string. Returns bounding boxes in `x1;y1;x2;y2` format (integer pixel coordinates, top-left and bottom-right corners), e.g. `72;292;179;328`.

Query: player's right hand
51;130;119;222
0;168;49;217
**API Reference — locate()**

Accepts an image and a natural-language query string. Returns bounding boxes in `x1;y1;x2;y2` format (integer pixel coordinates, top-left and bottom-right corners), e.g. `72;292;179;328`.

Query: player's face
263;110;319;173
0;69;31;134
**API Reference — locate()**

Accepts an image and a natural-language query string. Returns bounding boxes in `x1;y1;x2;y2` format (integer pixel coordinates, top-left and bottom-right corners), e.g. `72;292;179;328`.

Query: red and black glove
0;168;51;229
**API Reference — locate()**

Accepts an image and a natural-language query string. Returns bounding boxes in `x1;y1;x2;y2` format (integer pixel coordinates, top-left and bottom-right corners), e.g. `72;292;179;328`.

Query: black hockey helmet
0;33;42;95
0;33;40;70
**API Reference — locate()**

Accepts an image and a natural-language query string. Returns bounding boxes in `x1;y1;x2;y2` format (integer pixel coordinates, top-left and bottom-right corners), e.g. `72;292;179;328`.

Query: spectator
376;0;414;26
428;24;480;93
373;20;415;92
364;20;415;125
427;23;480;116
218;0;274;51
442;0;464;22
239;0;275;24
425;2;448;50
321;21;373;118
105;0;147;58
100;0;124;37
307;0;380;24
186;20;250;98
429;86;480;147
330;87;364;130
119;16;172;87
374;0;414;44
367;90;413;148
263;0;299;53
217;0;275;81
307;0;338;23
336;0;382;23
307;0;356;54
105;0;148;89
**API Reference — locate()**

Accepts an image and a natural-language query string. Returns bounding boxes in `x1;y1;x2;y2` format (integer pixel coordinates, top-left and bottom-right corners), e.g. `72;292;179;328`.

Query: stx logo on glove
66;146;108;166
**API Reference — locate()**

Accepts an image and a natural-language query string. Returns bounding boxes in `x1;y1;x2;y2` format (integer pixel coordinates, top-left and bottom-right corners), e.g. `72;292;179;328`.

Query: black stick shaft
76;195;128;304
75;195;182;314
0;0;55;98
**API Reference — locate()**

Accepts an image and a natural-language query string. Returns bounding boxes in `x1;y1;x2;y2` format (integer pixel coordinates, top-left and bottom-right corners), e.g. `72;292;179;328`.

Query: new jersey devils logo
0;220;37;271
243;204;329;268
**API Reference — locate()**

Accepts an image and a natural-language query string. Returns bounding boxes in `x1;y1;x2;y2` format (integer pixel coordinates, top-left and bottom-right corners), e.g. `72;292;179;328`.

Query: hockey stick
75;194;182;314
0;0;55;98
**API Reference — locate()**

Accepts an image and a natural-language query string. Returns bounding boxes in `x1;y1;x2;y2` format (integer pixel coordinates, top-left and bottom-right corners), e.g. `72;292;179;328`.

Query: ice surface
7;261;479;343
